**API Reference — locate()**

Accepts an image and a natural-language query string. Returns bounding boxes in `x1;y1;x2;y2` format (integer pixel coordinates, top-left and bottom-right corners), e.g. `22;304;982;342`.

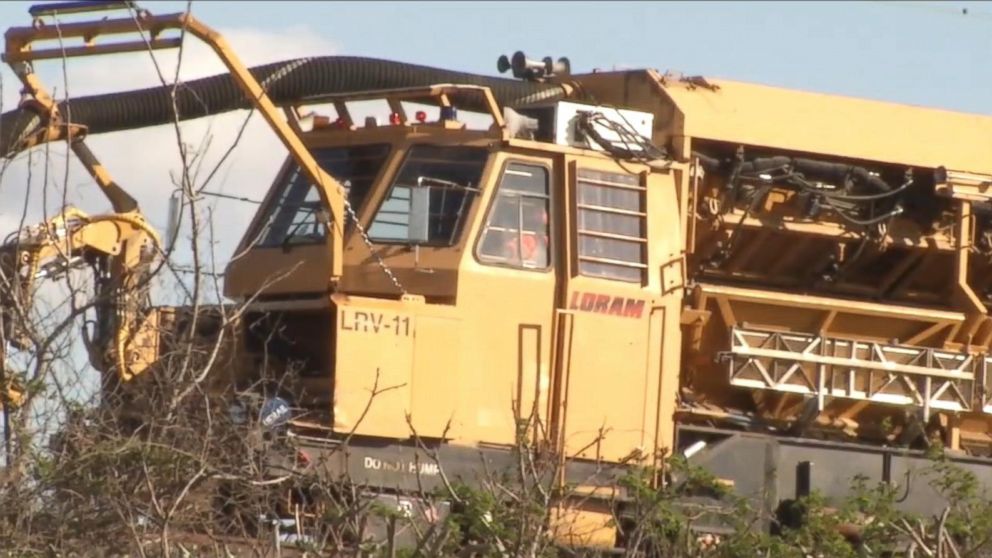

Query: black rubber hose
741;156;792;174
691;152;892;194
0;56;567;158
791;158;891;193
690;151;721;171
740;157;891;193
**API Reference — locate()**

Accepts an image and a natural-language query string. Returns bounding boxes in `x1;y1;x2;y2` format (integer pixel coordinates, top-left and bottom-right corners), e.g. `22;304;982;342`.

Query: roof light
440;106;457;121
415;110;428;123
389;112;402;125
312;115;331;129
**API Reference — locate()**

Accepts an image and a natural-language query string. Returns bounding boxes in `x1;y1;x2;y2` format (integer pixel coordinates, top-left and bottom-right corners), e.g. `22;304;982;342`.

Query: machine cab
224;86;508;300
223;84;685;475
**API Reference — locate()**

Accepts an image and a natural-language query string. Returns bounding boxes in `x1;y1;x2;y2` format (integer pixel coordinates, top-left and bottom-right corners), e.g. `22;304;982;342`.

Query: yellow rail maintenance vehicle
5;0;992;550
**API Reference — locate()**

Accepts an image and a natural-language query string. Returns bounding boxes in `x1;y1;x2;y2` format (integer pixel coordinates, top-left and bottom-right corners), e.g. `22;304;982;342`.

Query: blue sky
244;0;962;116
2;1;988;113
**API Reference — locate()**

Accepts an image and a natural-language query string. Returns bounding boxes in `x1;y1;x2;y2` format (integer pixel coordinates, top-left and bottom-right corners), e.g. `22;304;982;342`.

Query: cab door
552;157;673;465
454;154;558;445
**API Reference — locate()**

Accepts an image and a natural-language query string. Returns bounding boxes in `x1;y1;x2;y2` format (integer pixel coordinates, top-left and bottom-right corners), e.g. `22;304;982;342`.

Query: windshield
368;145;488;245
254;144;390;247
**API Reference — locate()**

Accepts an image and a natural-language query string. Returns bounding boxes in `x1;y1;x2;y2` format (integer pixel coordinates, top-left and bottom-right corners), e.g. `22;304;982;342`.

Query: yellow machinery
6;0;992;549
0;205;159;378
0;74;161;405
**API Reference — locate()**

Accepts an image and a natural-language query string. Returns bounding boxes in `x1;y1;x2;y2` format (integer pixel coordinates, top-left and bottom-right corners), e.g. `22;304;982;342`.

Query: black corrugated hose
0;56;568;158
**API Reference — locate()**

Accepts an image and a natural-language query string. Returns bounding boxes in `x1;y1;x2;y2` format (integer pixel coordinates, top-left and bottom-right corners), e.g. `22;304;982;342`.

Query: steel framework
725;327;992;419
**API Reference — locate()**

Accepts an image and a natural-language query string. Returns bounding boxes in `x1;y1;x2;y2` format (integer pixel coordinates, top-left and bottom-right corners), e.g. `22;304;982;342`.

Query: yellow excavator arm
0;205;160;409
3;1;353;280
0;0;371;411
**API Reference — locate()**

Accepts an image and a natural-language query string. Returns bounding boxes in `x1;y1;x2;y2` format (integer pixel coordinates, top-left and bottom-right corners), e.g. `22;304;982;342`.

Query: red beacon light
414;110;428;123
389;112;402;125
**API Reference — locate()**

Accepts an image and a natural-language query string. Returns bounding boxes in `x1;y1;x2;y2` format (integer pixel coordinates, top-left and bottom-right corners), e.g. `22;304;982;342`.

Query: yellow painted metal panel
410;314;462;438
333;294;415;438
447;151;559;447
561;299;652;462
560;159;650;462
517;325;543;424
658;72;992;173
550;504;616;549
453;260;556;446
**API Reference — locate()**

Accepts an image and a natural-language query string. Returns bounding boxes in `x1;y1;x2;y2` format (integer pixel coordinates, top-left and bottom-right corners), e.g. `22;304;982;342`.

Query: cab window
368;145;488;245
477;163;551;270
576;168;647;283
255;144;390;247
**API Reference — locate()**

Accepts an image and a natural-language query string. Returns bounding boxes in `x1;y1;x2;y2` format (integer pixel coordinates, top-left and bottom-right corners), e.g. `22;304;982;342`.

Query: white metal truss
726;327;992;419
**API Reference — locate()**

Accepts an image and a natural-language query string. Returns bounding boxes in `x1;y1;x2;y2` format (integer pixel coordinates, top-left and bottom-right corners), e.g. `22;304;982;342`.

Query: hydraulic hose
692;152;893;194
0;56;568;158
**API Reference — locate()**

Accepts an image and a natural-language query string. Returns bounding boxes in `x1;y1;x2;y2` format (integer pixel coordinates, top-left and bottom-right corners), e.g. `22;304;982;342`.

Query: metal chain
334;183;407;295
256;59;404;291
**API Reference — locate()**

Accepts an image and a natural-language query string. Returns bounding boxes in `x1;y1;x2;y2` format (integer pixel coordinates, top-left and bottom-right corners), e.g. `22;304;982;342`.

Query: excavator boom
4;2;353;279
0;207;160;396
0;0;359;396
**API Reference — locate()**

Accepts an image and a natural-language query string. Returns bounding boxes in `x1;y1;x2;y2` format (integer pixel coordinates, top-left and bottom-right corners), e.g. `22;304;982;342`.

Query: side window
368;145;488;245
576;168;647;283
255;144;390;247
478;163;551;270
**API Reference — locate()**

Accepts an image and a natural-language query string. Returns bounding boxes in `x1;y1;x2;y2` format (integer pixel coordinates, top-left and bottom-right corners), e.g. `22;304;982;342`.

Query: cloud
0;23;338;299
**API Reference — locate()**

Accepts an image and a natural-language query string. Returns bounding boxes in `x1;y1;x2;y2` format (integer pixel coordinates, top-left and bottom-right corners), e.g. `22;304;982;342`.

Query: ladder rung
29;1;136;18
